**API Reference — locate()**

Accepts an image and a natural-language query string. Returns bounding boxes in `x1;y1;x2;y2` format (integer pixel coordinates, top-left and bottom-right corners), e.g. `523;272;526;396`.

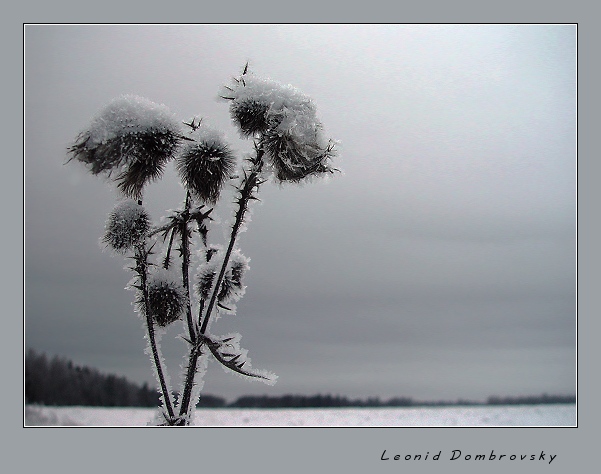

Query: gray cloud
25;24;575;402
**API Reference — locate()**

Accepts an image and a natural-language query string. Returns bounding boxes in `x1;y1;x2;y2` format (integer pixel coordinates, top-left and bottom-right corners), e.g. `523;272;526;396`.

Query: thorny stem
177;141;266;420
176;191;203;422
177;345;202;419
134;244;175;421
162;227;176;269
180;191;196;344
200;144;265;334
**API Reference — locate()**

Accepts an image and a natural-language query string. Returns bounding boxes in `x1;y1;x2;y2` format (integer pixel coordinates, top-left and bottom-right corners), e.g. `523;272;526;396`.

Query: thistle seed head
102;200;150;253
176;126;236;204
195;249;249;310
196;262;217;301
146;271;186;327
263;127;336;182
230;99;270;137
220;72;337;182
68;95;182;199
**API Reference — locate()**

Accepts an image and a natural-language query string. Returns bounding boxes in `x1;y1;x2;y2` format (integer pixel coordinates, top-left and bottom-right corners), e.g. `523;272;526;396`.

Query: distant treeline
25;350;230;408
25;350;575;408
227;394;576;408
485;394;576;406
25;349;159;407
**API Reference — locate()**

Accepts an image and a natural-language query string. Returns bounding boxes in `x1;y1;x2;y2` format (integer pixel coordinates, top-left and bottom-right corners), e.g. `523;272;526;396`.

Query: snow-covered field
25;404;575;427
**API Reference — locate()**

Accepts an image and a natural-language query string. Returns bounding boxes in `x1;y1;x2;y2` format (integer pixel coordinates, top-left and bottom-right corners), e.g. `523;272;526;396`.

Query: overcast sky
25;24;576;403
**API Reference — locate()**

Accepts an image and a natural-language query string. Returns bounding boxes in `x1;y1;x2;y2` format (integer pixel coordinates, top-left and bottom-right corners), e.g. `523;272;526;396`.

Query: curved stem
135;244;175;421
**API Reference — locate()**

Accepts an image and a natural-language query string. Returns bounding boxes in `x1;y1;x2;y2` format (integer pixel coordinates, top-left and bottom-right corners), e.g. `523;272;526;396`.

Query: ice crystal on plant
221;75;316;125
85;95;180;148
208;332;278;385
102;200;150;253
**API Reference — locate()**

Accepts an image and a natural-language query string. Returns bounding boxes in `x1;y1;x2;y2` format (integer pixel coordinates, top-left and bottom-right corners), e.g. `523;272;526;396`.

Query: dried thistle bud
102;200;150;253
195;249;249;312
263;127;335;182
220;73;337;182
230;99;270;137
176;126;236;204
196;261;217;301
68;95;182;199
146;271;186;327
217;250;249;307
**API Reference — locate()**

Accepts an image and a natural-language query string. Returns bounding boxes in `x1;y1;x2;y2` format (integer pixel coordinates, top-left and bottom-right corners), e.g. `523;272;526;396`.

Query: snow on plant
67;65;338;426
221;73;336;183
69;95;182;199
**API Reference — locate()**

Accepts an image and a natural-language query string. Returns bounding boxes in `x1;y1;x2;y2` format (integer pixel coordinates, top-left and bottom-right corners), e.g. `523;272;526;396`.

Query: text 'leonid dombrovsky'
380;449;557;464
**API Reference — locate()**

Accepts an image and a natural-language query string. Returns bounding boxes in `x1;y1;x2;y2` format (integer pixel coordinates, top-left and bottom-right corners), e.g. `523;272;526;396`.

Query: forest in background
25;350;576;408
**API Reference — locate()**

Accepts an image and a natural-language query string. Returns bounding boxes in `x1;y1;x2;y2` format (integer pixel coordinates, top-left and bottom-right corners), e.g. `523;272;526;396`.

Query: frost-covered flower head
102;200;150;253
196;248;249;313
68;95;182;198
146;270;186;327
175;124;236;204
220;73;337;183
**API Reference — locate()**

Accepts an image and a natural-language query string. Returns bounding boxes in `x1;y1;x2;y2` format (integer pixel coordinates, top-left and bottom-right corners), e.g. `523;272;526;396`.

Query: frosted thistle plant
67;65;338;426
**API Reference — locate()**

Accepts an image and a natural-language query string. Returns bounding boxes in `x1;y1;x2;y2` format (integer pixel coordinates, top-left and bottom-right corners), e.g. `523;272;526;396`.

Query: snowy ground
25;404;576;427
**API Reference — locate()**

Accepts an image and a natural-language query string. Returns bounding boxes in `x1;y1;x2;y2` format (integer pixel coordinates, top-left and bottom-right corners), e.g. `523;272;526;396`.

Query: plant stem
162;226;176;269
135;244;175;421
177;345;202;420
178;142;265;420
200;145;265;335
180;191;196;344
175;191;201;423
